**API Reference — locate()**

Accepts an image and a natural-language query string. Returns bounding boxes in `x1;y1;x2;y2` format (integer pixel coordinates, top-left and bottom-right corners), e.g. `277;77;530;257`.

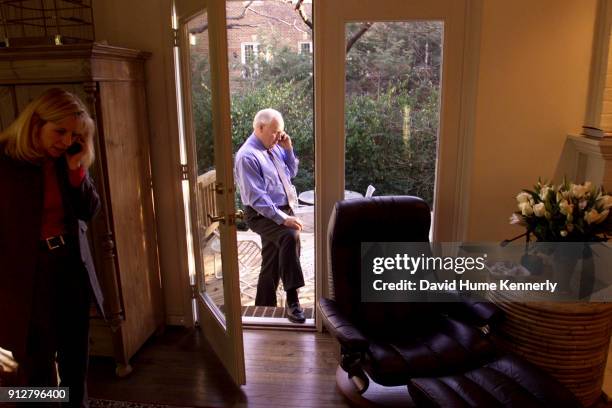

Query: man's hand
283;216;303;230
278;131;293;150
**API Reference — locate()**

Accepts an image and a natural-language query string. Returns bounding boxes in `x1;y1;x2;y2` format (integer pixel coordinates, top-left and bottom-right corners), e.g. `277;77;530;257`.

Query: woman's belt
40;234;75;251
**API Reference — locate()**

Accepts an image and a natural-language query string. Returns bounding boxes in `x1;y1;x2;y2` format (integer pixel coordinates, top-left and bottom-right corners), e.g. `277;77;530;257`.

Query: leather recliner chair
319;196;581;407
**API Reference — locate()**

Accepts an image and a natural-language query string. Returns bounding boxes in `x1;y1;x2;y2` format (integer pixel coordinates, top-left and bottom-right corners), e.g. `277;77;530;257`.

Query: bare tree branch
191;22;259;33
268;0;313;30
290;20;306;34
247;5;307;34
190;0;254;34
227;23;259;29
230;1;254;20
187;0;375;55
294;0;313;30
346;22;373;53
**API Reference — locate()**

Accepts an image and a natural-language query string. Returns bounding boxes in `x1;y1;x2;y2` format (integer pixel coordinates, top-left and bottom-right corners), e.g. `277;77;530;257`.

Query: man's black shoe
286;302;305;323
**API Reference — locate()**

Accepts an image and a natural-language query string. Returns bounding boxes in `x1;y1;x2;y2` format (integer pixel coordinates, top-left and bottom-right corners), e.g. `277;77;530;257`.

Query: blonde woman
0;88;102;407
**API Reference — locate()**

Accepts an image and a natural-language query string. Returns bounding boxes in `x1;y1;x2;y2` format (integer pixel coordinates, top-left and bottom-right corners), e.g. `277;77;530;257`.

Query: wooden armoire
0;43;164;375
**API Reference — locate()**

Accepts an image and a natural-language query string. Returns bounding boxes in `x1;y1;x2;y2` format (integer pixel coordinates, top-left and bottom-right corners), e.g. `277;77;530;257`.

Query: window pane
344;21;443;208
186;12;226;314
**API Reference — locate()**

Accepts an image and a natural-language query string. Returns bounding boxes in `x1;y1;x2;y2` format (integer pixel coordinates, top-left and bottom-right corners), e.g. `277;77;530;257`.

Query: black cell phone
66;142;82;155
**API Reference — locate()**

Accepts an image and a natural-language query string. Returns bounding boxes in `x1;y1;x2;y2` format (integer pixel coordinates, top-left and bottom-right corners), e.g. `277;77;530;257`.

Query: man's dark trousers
244;205;305;306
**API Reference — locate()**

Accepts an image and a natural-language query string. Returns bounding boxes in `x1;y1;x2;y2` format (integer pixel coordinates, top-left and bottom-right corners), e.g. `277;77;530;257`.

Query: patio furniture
319;196;581;407
210;230;288;307
208;230;262;300
365;184;376;198
236;239;262;301
297;189;363;206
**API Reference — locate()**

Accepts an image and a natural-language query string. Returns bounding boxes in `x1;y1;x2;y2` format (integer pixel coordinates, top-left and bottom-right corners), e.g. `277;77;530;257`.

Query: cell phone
66;142;82;155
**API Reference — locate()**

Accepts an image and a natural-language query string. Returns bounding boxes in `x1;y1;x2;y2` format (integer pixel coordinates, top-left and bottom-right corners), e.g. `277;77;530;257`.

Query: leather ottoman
408;353;582;407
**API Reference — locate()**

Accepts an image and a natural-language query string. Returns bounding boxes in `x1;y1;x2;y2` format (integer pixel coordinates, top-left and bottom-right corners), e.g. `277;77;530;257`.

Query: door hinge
172;28;179;47
180;164;189;180
190;284;197;299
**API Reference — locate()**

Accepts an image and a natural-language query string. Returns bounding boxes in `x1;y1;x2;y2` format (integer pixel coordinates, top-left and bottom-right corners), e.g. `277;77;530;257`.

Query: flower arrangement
511;180;612;242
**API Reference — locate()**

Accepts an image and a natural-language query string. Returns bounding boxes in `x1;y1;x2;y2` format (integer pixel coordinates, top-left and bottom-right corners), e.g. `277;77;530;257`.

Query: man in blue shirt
234;108;306;323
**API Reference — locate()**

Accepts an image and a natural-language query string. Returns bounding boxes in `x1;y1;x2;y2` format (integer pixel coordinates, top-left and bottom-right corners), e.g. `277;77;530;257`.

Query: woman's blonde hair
0;88;95;167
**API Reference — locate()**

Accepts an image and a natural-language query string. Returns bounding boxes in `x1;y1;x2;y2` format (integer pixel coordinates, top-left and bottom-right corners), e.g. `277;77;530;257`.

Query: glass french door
314;0;475;308
173;0;245;385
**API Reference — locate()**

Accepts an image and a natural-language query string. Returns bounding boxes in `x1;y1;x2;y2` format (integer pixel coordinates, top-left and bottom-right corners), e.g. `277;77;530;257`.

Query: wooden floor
87;326;612;408
88;326;350;408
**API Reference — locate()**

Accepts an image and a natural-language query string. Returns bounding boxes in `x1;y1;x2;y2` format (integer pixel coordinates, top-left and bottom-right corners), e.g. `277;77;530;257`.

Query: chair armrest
446;297;504;328
318;297;369;352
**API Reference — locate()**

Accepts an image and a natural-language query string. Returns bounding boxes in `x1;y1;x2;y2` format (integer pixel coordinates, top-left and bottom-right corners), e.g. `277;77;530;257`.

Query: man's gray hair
253;108;284;131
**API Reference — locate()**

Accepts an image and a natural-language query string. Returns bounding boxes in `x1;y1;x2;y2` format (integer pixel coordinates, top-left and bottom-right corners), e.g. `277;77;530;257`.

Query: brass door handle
207;210;243;225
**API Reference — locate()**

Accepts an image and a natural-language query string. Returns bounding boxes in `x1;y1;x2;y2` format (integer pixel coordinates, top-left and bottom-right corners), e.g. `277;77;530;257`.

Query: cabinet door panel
97;81;163;358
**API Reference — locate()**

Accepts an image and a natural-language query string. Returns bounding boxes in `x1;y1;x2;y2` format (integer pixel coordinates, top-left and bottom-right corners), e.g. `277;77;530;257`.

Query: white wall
93;0;192;325
467;0;597;241
93;0;599;323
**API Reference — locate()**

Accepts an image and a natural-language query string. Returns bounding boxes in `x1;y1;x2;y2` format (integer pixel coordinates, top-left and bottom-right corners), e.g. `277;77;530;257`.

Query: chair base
335;365;415;408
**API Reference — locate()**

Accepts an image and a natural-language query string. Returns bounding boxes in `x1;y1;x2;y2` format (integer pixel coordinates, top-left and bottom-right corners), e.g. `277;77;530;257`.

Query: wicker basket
488;290;612;407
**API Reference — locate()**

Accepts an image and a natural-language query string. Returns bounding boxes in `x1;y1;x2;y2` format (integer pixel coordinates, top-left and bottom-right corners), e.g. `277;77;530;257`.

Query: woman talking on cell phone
0;88;103;408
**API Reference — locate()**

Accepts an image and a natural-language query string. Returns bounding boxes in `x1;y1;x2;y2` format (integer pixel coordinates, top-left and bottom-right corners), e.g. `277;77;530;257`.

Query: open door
173;0;246;385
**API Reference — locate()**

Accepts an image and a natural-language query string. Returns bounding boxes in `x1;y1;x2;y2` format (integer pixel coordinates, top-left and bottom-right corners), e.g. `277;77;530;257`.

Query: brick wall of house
188;1;312;83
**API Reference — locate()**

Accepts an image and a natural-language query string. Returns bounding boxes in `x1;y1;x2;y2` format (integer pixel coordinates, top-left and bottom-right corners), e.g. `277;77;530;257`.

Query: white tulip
559;200;574;216
516;192;531;203
562;190;571;200
598;195;612;210
540;186;552;201
533;202;546;217
585;208;608;224
571;184;589;199
519;202;533;216
585;209;598;224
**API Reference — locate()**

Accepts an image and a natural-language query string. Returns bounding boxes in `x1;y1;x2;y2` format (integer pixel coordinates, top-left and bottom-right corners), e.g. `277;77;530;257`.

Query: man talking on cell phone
234;108;306;323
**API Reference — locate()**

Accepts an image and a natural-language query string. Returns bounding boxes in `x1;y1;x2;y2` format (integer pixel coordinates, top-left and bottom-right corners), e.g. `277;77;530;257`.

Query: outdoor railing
196;169;217;240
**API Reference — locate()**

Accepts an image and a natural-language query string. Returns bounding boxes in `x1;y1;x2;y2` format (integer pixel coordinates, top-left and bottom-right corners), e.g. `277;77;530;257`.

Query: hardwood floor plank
88;327;350;407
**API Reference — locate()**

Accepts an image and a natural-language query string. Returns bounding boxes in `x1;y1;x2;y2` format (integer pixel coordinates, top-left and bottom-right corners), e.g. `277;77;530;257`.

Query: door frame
313;0;483;329
173;0;246;385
